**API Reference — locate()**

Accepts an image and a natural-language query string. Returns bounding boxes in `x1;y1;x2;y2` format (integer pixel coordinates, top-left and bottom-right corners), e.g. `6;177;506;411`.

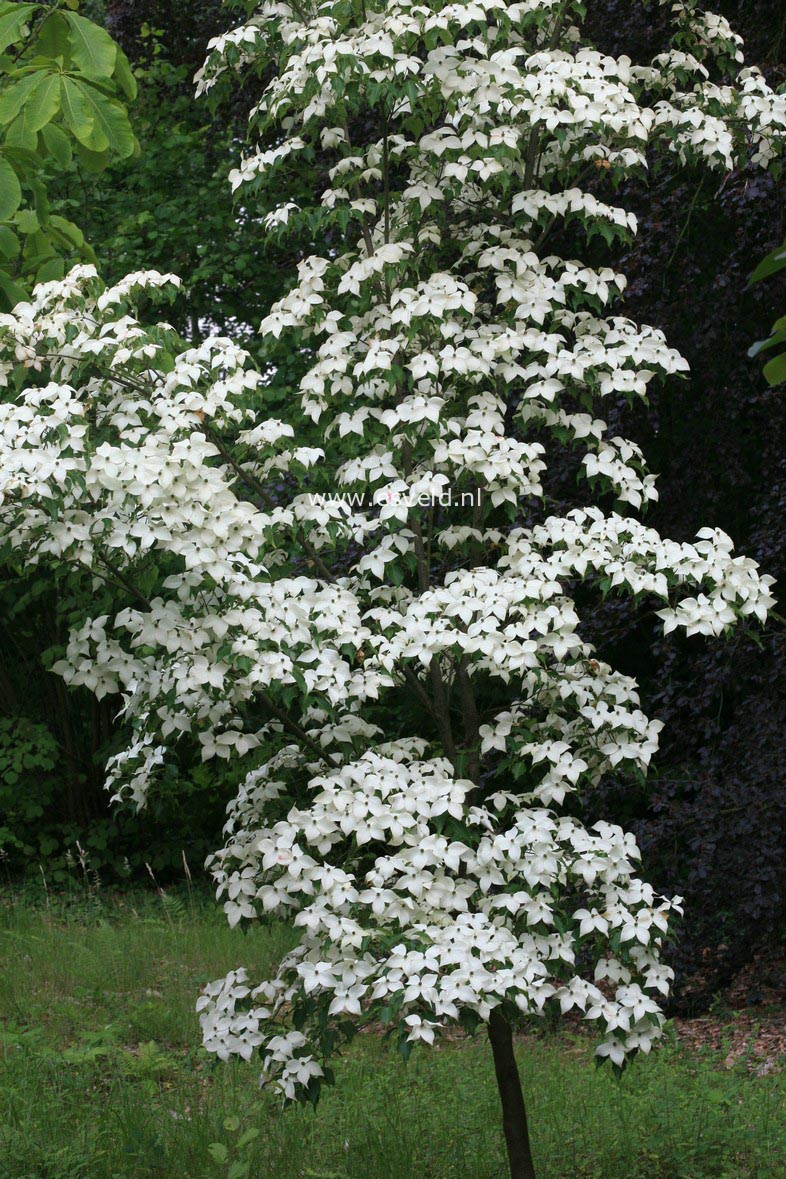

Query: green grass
0;889;784;1179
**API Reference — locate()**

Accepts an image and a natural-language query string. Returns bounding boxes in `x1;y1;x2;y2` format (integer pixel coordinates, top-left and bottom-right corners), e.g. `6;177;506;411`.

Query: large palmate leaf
39;121;72;168
0;73;44;126
35;10;71;67
112;46;138;102
63;10;117;79
0;4;136;304
0;3;36;56
70;79;134;158
60;75;102;150
0;155;21;221
749;244;786;284
762;351;786;386
749;242;786;387
0;72;61;137
19;72;61;133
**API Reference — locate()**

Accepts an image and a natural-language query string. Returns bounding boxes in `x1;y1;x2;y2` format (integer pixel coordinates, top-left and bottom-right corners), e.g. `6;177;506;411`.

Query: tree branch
257;689;330;763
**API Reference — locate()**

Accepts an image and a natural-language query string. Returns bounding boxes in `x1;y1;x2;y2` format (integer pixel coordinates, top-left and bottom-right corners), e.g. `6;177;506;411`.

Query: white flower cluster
0;0;781;1105
203;742;680;1085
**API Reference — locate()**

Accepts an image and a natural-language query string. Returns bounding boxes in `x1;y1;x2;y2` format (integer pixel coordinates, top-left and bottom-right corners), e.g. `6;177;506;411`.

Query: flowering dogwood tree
1;1;784;1176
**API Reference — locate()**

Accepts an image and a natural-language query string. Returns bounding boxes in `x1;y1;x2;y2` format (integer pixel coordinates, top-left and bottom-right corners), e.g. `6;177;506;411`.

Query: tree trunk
487;1009;536;1179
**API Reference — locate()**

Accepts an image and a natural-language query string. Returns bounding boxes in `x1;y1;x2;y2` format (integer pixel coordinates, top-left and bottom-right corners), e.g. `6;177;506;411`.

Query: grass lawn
0;887;784;1179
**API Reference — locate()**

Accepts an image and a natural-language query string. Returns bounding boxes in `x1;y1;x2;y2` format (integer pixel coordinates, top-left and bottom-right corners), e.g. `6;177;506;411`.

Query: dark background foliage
576;0;786;1004
1;0;785;1007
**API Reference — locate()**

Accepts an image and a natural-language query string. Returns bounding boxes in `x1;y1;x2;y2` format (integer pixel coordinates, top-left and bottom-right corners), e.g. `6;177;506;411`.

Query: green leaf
763;351;786;387
74;139;109;172
27;175;49;221
113;46;138;101
6;112;38;152
237;1128;260;1150
0;155;22;221
0;224;19;259
40;121;72;167
749;245;786;285
63;11;117;78
397;1034;413;1062
16;209;39;234
0;268;28;308
60;76;104;151
0;72;62;149
0;3;35;55
207;1142;229;1165
22;73;61;134
36;11;71;66
49;214;83;248
0;73;45;127
35;256;65;283
748;327;786;358
70;81;134;158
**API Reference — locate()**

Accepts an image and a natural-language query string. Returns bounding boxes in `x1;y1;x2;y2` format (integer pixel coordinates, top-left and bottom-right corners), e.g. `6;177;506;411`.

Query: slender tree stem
487;1009;537;1179
382;120;391;245
402;665;437;717
456;655;481;784
428;654;457;764
257;690;329;764
408;504;458;763
96;554;153;610
205;426;337;583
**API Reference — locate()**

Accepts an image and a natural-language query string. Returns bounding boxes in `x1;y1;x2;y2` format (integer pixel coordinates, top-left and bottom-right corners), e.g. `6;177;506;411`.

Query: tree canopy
0;0;784;1108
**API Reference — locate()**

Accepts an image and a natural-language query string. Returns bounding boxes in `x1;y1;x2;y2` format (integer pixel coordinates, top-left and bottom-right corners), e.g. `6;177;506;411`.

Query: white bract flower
0;0;781;1114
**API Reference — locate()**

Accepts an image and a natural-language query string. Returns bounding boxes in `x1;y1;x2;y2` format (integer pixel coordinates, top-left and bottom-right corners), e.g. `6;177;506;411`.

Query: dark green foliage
0;716;58;860
50;40;288;338
0;561;236;882
105;0;227;71
0;0;136;304
0;1;301;879
578;0;786;1003
49;3;318;341
749;239;786;386
0;737;240;883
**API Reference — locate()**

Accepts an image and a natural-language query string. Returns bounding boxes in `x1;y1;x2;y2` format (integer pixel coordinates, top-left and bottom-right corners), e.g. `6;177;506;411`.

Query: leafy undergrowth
0;891;785;1179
